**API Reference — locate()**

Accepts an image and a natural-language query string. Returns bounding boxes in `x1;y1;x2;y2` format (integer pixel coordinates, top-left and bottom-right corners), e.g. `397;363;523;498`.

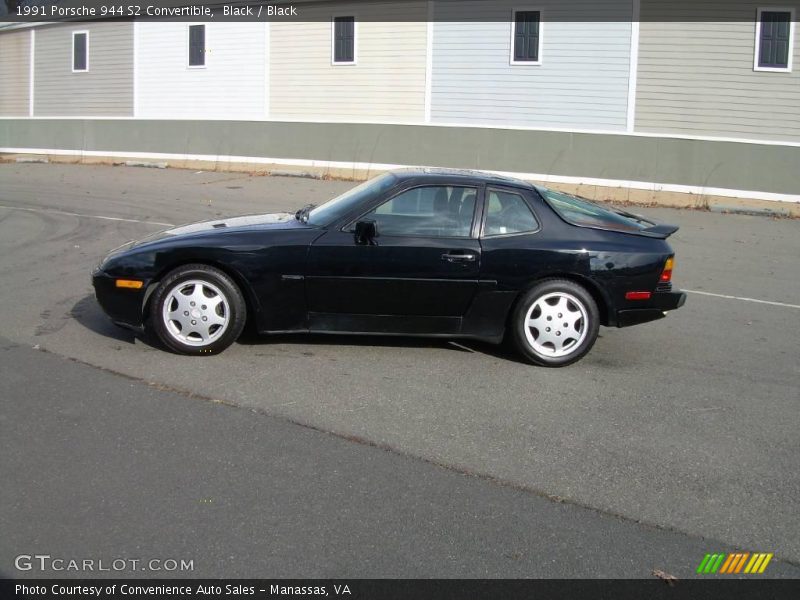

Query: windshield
306;173;397;227
538;187;653;232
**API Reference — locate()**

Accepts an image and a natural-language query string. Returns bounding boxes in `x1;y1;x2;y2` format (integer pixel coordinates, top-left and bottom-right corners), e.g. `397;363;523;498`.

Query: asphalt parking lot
1;162;798;576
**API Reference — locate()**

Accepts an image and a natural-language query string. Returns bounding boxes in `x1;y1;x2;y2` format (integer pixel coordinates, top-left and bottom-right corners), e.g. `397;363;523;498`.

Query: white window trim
424;1;433;122
29;29;35;116
331;14;358;66
754;7;795;72
132;21;138;117
626;0;641;133
187;23;207;69
265;21;271;119
71;30;89;73
510;8;543;66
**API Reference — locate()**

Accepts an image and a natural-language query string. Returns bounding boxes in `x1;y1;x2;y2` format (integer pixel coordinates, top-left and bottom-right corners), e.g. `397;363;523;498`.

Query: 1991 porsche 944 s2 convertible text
93;169;686;366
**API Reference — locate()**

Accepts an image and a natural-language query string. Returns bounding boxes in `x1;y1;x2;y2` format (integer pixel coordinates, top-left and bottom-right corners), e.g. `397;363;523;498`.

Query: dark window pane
514;11;540;62
189;24;205;66
540;188;654;233
334;16;355;62
484;190;538;236
759;11;791;68
73;33;87;71
363;186;477;237
307;173;397;227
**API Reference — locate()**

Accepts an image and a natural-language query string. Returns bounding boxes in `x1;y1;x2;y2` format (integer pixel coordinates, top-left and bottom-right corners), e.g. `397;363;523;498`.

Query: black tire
149;264;246;356
510;279;600;367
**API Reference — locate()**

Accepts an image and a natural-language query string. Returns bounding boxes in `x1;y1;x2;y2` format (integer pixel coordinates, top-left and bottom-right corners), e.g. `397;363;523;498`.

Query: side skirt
256;328;504;345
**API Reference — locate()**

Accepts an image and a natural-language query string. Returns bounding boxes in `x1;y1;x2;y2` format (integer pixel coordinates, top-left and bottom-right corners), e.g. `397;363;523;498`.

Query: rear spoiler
633;224;680;239
609;208;679;239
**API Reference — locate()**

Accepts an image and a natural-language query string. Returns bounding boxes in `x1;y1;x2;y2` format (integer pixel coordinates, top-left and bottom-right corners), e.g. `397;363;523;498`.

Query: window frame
754;7;795;72
480;186;542;239
331;14;358;66
187;23;207;69
71;30;89;73
510;8;543;66
343;184;481;240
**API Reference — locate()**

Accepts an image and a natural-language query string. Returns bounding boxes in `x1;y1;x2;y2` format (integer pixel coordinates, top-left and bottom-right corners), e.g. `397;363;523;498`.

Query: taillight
625;291;652;301
660;257;674;283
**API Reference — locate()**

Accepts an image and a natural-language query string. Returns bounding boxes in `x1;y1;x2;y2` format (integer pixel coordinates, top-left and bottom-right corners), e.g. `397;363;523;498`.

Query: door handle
442;252;477;263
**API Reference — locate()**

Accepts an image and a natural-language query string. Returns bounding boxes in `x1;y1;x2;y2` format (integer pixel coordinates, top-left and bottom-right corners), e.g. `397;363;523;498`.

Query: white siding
431;0;634;130
136;22;266;120
270;2;427;121
636;0;800;142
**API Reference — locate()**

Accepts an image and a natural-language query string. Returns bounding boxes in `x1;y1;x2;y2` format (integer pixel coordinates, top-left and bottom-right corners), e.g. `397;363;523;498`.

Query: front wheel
149;264;246;355
510;279;600;367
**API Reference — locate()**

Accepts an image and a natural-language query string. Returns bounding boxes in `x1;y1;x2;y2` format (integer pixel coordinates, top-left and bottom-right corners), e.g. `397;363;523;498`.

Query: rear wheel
149;264;246;355
510;279;599;367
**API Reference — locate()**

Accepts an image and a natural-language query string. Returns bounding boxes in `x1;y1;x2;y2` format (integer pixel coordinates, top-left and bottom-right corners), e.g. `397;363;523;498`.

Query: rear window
538;188;653;232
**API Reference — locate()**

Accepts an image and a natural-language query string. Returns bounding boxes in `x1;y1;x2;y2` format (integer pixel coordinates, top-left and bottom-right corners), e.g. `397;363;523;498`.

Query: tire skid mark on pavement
683;289;800;310
0;204;174;227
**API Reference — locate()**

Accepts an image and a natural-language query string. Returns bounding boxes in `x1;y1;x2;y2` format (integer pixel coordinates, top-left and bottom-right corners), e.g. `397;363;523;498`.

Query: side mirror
354;220;379;245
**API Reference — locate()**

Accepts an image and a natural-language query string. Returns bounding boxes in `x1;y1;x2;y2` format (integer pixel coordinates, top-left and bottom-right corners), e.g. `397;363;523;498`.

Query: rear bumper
616;291;686;328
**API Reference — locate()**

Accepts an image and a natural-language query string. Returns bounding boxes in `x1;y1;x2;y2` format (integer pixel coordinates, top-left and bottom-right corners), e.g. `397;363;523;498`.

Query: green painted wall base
0;119;798;199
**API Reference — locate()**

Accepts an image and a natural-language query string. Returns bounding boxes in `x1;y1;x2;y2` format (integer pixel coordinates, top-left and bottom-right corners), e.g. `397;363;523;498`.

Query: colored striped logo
696;552;773;574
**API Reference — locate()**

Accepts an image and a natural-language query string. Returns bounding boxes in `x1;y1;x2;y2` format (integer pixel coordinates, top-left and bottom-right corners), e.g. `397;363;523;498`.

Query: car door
305;184;483;334
476;185;546;291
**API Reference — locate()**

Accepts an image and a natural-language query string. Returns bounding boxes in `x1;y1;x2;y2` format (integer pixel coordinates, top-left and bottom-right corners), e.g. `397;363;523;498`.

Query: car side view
92;169;686;366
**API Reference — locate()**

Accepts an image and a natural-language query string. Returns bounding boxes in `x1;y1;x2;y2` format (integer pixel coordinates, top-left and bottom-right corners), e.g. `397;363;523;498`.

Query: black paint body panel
92;169;685;343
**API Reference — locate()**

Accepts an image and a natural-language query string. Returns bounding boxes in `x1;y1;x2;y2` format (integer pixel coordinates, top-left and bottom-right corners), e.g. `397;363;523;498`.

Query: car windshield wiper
294;204;316;223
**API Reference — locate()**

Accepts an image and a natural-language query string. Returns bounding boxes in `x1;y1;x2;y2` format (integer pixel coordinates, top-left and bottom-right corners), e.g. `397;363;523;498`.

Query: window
188;24;206;67
755;8;794;71
72;32;88;72
333;16;356;64
511;10;541;64
308;173;397;227
483;190;539;236
539;187;654;233
359;186;477;238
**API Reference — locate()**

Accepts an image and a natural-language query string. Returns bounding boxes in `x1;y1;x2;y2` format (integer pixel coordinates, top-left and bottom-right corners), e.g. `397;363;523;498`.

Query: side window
361;186;477;238
333;16;356;64
72;32;88;72
188;24;206;67
483;189;539;236
511;10;542;64
755;9;794;71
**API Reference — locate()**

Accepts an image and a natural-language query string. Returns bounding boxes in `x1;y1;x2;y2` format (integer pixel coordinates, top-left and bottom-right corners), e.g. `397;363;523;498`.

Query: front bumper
616;291;686;328
92;270;149;327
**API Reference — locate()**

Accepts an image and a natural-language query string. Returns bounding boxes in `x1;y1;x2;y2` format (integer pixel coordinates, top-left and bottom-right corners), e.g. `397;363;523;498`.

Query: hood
131;212;302;247
164;212;296;235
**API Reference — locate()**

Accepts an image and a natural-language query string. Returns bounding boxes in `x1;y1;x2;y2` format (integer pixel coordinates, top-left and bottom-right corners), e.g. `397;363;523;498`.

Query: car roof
390;168;537;190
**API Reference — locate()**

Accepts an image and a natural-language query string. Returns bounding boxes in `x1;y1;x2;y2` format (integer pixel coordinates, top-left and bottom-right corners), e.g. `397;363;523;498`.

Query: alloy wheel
161;279;230;347
523;292;588;358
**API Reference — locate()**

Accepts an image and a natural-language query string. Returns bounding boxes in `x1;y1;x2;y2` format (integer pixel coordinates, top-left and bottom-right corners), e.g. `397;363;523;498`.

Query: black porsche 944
93;169;685;366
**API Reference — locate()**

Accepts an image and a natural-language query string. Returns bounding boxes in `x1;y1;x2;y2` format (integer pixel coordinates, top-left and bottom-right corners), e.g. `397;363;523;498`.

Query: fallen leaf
652;569;679;586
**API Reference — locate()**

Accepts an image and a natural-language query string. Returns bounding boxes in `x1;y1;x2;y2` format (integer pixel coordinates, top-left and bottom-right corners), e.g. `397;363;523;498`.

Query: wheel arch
142;259;260;327
509;272;612;327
